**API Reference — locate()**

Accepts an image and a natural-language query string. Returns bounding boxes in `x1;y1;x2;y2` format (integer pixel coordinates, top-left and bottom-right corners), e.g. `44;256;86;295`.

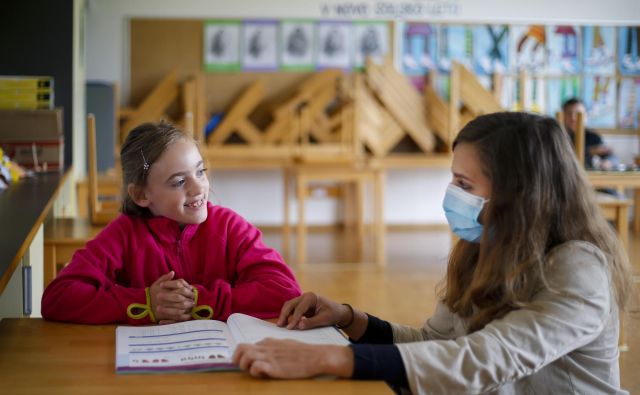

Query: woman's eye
197;168;207;177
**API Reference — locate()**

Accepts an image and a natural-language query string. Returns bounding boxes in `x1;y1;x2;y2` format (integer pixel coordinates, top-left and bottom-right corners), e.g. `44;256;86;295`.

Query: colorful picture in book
546;25;580;74
547;77;581;117
618;27;640;75
316;22;352;69
402;22;437;75
583;26;615;75
437;25;473;73
510;25;546;73
280;20;315;70
204;20;241;72
242;20;278;71
583;75;617;128
618;78;640;129
353;22;389;69
473;25;508;76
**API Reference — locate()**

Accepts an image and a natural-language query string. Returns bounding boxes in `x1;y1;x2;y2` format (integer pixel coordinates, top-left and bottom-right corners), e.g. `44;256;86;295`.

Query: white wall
84;0;640;225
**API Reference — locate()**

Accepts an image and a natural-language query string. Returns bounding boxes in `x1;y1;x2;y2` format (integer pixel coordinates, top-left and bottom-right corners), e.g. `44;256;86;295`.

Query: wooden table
0;319;392;395
587;171;640;232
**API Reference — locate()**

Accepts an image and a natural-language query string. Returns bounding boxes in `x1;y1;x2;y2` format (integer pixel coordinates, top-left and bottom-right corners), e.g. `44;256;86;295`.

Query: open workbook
115;313;350;373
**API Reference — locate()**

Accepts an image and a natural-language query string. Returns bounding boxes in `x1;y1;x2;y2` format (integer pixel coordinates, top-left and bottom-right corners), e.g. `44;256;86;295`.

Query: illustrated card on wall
618;78;640;129
547;77;581;117
546;25;580;74
473;25;508;76
204;20;241;72
316;22;352;69
509;25;546;74
280;20;315;70
522;77;546;114
618;27;640;75
242;20;278;71
401;22;437;75
353;21;389;69
437;25;473;73
583;26;615;75
582;75;617;128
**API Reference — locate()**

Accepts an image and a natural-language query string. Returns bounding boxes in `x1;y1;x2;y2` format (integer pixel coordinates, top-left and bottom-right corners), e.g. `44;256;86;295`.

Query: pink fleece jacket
42;202;301;325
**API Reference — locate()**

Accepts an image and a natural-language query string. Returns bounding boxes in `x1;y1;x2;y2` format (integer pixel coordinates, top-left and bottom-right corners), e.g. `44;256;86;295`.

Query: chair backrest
556;110;585;166
87;114;120;225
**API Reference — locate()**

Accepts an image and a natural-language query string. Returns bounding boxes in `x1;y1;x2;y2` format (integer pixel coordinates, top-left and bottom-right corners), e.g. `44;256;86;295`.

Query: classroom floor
261;225;640;393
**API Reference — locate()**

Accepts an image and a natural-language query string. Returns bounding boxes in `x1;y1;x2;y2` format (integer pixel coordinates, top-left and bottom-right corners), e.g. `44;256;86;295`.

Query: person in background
233;112;634;394
562;97;619;170
42;121;301;325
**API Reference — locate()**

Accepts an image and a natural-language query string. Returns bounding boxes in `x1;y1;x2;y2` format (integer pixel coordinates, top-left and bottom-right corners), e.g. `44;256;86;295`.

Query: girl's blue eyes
171;168;207;188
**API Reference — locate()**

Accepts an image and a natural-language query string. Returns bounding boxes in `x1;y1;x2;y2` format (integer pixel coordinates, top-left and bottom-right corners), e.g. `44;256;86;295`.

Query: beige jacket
392;241;626;394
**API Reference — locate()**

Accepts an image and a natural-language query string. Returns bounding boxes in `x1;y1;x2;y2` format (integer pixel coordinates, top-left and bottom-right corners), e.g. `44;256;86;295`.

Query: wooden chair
87;114;120;225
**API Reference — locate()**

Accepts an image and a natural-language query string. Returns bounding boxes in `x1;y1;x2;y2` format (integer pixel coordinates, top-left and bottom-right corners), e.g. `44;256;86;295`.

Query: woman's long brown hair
440;112;634;333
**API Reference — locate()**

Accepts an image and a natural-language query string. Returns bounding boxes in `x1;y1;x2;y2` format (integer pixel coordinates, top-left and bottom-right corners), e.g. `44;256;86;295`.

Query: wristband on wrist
336;303;355;329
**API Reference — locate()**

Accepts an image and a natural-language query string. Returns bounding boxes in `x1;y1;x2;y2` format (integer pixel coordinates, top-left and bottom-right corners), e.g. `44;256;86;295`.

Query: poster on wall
583;26;615;75
546;25;580;74
437;25;473;73
316;21;352;69
473;25;508;76
547;77;581;117
618;27;640;75
582;75;617;128
280;20;315;70
203;20;241;72
401;22;437;75
509;25;546;74
352;21;389;69
618;78;640;129
242;20;278;71
521;77;546;114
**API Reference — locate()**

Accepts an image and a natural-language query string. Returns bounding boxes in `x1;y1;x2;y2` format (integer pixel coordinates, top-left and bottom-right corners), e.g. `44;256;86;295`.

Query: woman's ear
128;183;150;207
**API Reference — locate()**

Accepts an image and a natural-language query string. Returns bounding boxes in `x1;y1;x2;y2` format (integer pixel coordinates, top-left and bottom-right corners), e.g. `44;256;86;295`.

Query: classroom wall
84;0;640;226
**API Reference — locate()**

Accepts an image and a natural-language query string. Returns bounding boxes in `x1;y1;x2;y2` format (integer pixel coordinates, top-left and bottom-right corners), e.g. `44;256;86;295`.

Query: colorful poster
523;77;546;113
473;25;508;76
402;22;437;75
316;21;352;69
203;20;241;72
547;77;581;117
546;25;580;74
618;78;640;129
582;75;617;128
352;21;389;69
618;27;640;75
437;25;473;73
280;20;315;70
242;20;278;71
401;23;438;75
583;26;615;75
509;25;546;73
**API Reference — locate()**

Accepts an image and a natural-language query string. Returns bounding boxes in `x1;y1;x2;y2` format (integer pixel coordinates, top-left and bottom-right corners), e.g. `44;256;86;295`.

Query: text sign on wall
319;1;461;19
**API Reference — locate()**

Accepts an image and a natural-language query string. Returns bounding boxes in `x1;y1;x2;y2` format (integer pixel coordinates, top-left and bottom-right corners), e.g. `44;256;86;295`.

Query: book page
116;320;237;372
227;313;350;346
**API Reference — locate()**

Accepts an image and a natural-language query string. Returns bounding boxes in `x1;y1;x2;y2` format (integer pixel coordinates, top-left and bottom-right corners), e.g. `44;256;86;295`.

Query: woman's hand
149;271;195;323
277;292;353;330
233;338;353;379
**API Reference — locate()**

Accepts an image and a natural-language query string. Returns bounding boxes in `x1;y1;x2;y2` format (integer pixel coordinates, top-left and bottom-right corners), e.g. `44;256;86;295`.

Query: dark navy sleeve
352;313;393;344
348;314;409;391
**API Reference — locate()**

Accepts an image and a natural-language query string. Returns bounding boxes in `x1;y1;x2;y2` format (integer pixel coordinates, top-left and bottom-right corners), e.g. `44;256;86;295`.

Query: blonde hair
440;112;634;333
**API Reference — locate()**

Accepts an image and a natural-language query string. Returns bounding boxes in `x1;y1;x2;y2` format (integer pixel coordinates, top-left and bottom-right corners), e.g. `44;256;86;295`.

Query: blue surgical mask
442;183;488;243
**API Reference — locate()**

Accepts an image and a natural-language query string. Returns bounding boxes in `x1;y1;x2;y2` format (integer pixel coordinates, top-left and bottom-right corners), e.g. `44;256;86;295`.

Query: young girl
42;121;301;325
233;112;634;394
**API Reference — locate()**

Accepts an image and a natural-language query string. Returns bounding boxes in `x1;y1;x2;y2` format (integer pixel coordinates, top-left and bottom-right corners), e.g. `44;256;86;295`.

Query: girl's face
451;142;491;200
133;138;209;225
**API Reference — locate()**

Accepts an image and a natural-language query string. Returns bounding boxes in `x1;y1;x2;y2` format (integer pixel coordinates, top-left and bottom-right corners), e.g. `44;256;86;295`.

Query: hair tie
140;149;150;172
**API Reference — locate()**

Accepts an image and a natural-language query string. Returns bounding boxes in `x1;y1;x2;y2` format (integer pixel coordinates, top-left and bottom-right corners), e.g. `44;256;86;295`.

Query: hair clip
140;149;150;172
